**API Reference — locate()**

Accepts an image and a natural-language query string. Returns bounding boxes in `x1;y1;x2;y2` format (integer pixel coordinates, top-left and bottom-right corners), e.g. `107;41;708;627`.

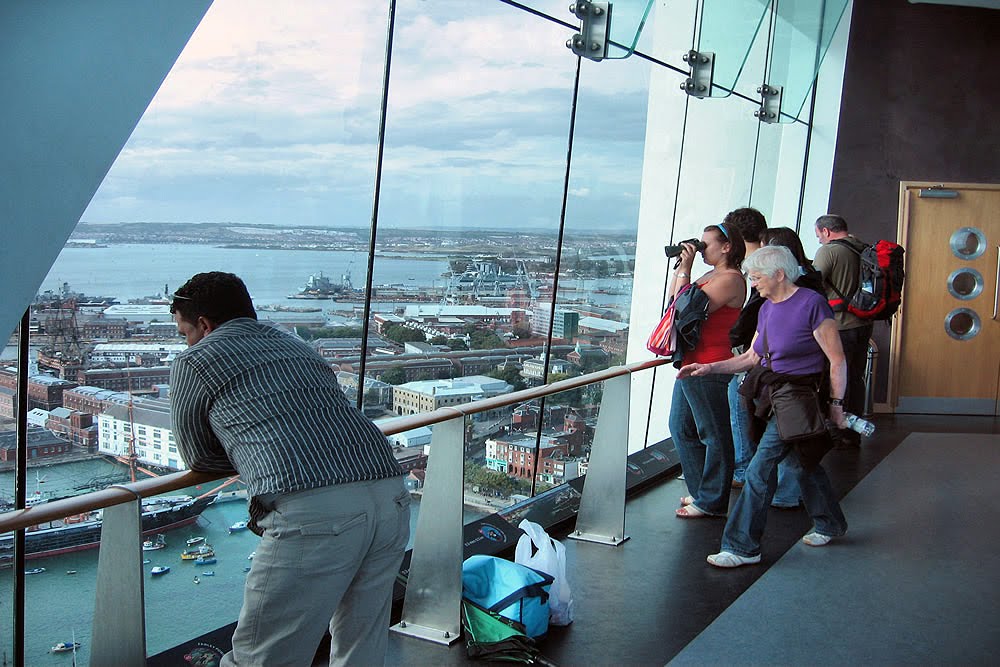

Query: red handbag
647;284;690;356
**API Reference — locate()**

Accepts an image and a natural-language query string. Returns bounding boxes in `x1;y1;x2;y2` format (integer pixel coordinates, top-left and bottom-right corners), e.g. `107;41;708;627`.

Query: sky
81;0;653;233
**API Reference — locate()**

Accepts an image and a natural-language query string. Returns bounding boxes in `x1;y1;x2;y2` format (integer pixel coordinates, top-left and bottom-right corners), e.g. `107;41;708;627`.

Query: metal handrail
0;357;670;533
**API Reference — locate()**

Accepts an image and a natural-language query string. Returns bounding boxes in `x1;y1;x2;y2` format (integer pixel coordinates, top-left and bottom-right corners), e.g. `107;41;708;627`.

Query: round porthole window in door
944;308;981;341
946;268;984;300
949;227;987;260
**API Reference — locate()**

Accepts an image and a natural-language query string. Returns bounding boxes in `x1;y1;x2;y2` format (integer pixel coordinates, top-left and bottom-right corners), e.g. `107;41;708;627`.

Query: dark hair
815;214;848;233
722;207;767;243
705;224;746;270
170;272;257;325
762;227;814;269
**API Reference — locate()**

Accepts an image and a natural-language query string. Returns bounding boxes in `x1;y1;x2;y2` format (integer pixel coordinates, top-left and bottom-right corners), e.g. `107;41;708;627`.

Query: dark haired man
814;214;872;448
169;271;408;666
724;208;768;489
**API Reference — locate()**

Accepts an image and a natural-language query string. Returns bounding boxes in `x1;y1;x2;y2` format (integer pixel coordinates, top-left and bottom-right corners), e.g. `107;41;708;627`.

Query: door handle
995;246;999;320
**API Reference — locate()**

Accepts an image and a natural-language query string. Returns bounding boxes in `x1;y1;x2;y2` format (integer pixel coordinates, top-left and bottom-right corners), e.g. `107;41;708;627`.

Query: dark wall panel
827;0;1000;405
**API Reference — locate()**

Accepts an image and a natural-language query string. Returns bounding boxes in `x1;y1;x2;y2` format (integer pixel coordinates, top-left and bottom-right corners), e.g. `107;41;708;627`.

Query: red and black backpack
828;239;905;320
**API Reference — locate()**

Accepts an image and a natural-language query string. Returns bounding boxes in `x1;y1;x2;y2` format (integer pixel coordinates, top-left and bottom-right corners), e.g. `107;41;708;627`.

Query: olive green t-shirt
814;236;868;330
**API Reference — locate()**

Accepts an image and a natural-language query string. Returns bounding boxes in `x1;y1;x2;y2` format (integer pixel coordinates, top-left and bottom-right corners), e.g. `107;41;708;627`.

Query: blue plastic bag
462;554;554;639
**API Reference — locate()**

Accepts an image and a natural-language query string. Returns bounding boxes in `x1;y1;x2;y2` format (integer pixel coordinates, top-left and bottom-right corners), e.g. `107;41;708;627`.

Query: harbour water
34;243;632;311
38;244;453;310
0;459;485;664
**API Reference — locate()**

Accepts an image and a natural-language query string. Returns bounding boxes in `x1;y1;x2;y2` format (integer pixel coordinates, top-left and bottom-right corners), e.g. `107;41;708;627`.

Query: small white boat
228;521;249;534
25;567;45;575
151;566;170;576
193;576;201;585
186;536;206;546
247;551;255;560
142;559;151;565
50;641;80;653
65;570;78;575
202;570;215;576
142;534;167;551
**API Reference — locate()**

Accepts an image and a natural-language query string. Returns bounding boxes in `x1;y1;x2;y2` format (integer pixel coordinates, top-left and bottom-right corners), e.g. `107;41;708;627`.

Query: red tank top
684;272;743;366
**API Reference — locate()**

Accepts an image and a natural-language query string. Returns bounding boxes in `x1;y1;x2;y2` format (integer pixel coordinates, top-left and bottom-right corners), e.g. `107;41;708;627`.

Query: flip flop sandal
675;504;709;518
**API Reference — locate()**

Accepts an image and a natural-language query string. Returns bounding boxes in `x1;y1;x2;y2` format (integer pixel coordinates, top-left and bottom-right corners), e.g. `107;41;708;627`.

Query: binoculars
664;239;706;258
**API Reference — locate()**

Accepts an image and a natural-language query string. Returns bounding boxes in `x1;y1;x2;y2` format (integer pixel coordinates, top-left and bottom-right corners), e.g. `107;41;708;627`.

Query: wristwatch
829;398;844;407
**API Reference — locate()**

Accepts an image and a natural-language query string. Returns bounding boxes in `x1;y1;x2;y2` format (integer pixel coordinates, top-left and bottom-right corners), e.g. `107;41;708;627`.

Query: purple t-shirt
752;288;834;375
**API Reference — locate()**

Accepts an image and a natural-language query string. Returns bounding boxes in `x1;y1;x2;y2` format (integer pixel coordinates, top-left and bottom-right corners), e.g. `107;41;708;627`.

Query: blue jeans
721;419;847;557
729;374;752;483
729;374;801;507
669;374;734;515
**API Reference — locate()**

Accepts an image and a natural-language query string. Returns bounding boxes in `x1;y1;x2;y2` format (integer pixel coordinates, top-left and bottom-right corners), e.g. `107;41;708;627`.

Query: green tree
429;335;449;345
547;371;584;406
299;326;365;340
487;366;526;392
447;338;469;351
383;324;426;344
468;329;505;350
379;366;407;385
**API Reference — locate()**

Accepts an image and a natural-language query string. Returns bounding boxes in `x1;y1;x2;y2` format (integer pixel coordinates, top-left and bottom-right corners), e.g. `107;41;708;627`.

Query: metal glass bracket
754;83;783;122
680;50;715;98
567;1;611;61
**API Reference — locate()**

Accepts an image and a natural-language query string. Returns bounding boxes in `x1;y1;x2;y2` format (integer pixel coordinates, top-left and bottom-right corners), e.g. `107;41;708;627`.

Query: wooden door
894;183;1000;415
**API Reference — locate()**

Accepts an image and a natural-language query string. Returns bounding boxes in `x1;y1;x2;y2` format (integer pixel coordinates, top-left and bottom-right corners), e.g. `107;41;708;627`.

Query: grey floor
670;432;1000;666
384;416;1000;666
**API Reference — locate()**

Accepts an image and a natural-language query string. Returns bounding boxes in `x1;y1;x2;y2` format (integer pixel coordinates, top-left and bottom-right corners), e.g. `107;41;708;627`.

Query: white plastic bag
514;519;574;626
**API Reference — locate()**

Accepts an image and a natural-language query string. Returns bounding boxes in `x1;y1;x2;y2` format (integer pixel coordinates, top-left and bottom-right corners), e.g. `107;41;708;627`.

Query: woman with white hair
677;245;849;567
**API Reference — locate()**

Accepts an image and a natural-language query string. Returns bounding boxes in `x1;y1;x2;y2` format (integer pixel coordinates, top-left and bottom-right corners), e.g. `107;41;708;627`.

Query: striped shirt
169;318;402;533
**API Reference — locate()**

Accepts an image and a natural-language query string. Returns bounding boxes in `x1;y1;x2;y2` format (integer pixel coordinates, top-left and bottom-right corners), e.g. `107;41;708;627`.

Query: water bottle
844;412;875;437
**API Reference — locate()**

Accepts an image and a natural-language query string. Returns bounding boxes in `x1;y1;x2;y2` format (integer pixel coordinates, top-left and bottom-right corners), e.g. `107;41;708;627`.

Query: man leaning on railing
170;271;409;667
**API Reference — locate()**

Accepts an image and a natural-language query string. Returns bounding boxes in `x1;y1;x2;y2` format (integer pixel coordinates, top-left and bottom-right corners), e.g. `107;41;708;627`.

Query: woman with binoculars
670;223;747;519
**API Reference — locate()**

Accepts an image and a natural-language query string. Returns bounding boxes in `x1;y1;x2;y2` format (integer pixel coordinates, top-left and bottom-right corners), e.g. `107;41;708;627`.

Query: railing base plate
567;531;630;547
390;622;462;646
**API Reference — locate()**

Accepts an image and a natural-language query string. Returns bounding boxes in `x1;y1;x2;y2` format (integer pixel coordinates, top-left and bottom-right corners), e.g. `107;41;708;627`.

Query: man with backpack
814;214;872;448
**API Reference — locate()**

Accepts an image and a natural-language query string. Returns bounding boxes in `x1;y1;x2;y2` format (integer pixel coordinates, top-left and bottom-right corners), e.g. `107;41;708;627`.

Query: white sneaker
707;551;761;568
802;532;834;547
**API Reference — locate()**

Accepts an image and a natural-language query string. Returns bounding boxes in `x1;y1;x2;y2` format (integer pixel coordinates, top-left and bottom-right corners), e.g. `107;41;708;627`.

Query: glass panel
0;328;16;663
23;0;389;653
504;0;655;58
604;0;657;59
750;112;809;227
553;54;650;377
697;0;772;97
366;0;576;510
767;0;850;121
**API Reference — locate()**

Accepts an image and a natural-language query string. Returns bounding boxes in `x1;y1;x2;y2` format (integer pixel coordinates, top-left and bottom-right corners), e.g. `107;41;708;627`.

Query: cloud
83;0;652;231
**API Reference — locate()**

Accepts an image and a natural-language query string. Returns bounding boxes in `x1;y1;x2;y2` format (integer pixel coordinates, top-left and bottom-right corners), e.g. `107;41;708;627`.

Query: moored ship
288;270;354;299
0;494;215;561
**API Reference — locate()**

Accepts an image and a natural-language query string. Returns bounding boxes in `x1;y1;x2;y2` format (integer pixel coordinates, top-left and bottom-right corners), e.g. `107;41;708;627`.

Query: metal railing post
569;373;630;546
91;488;147;666
390;414;464;645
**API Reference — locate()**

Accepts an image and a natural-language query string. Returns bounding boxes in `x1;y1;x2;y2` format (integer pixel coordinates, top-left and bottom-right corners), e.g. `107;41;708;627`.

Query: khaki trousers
221;476;410;667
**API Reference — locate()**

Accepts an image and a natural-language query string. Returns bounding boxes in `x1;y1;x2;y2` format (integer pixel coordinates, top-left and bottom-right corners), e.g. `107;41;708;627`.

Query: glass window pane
767;0;850;120
698;0;772;97
25;0;388;652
